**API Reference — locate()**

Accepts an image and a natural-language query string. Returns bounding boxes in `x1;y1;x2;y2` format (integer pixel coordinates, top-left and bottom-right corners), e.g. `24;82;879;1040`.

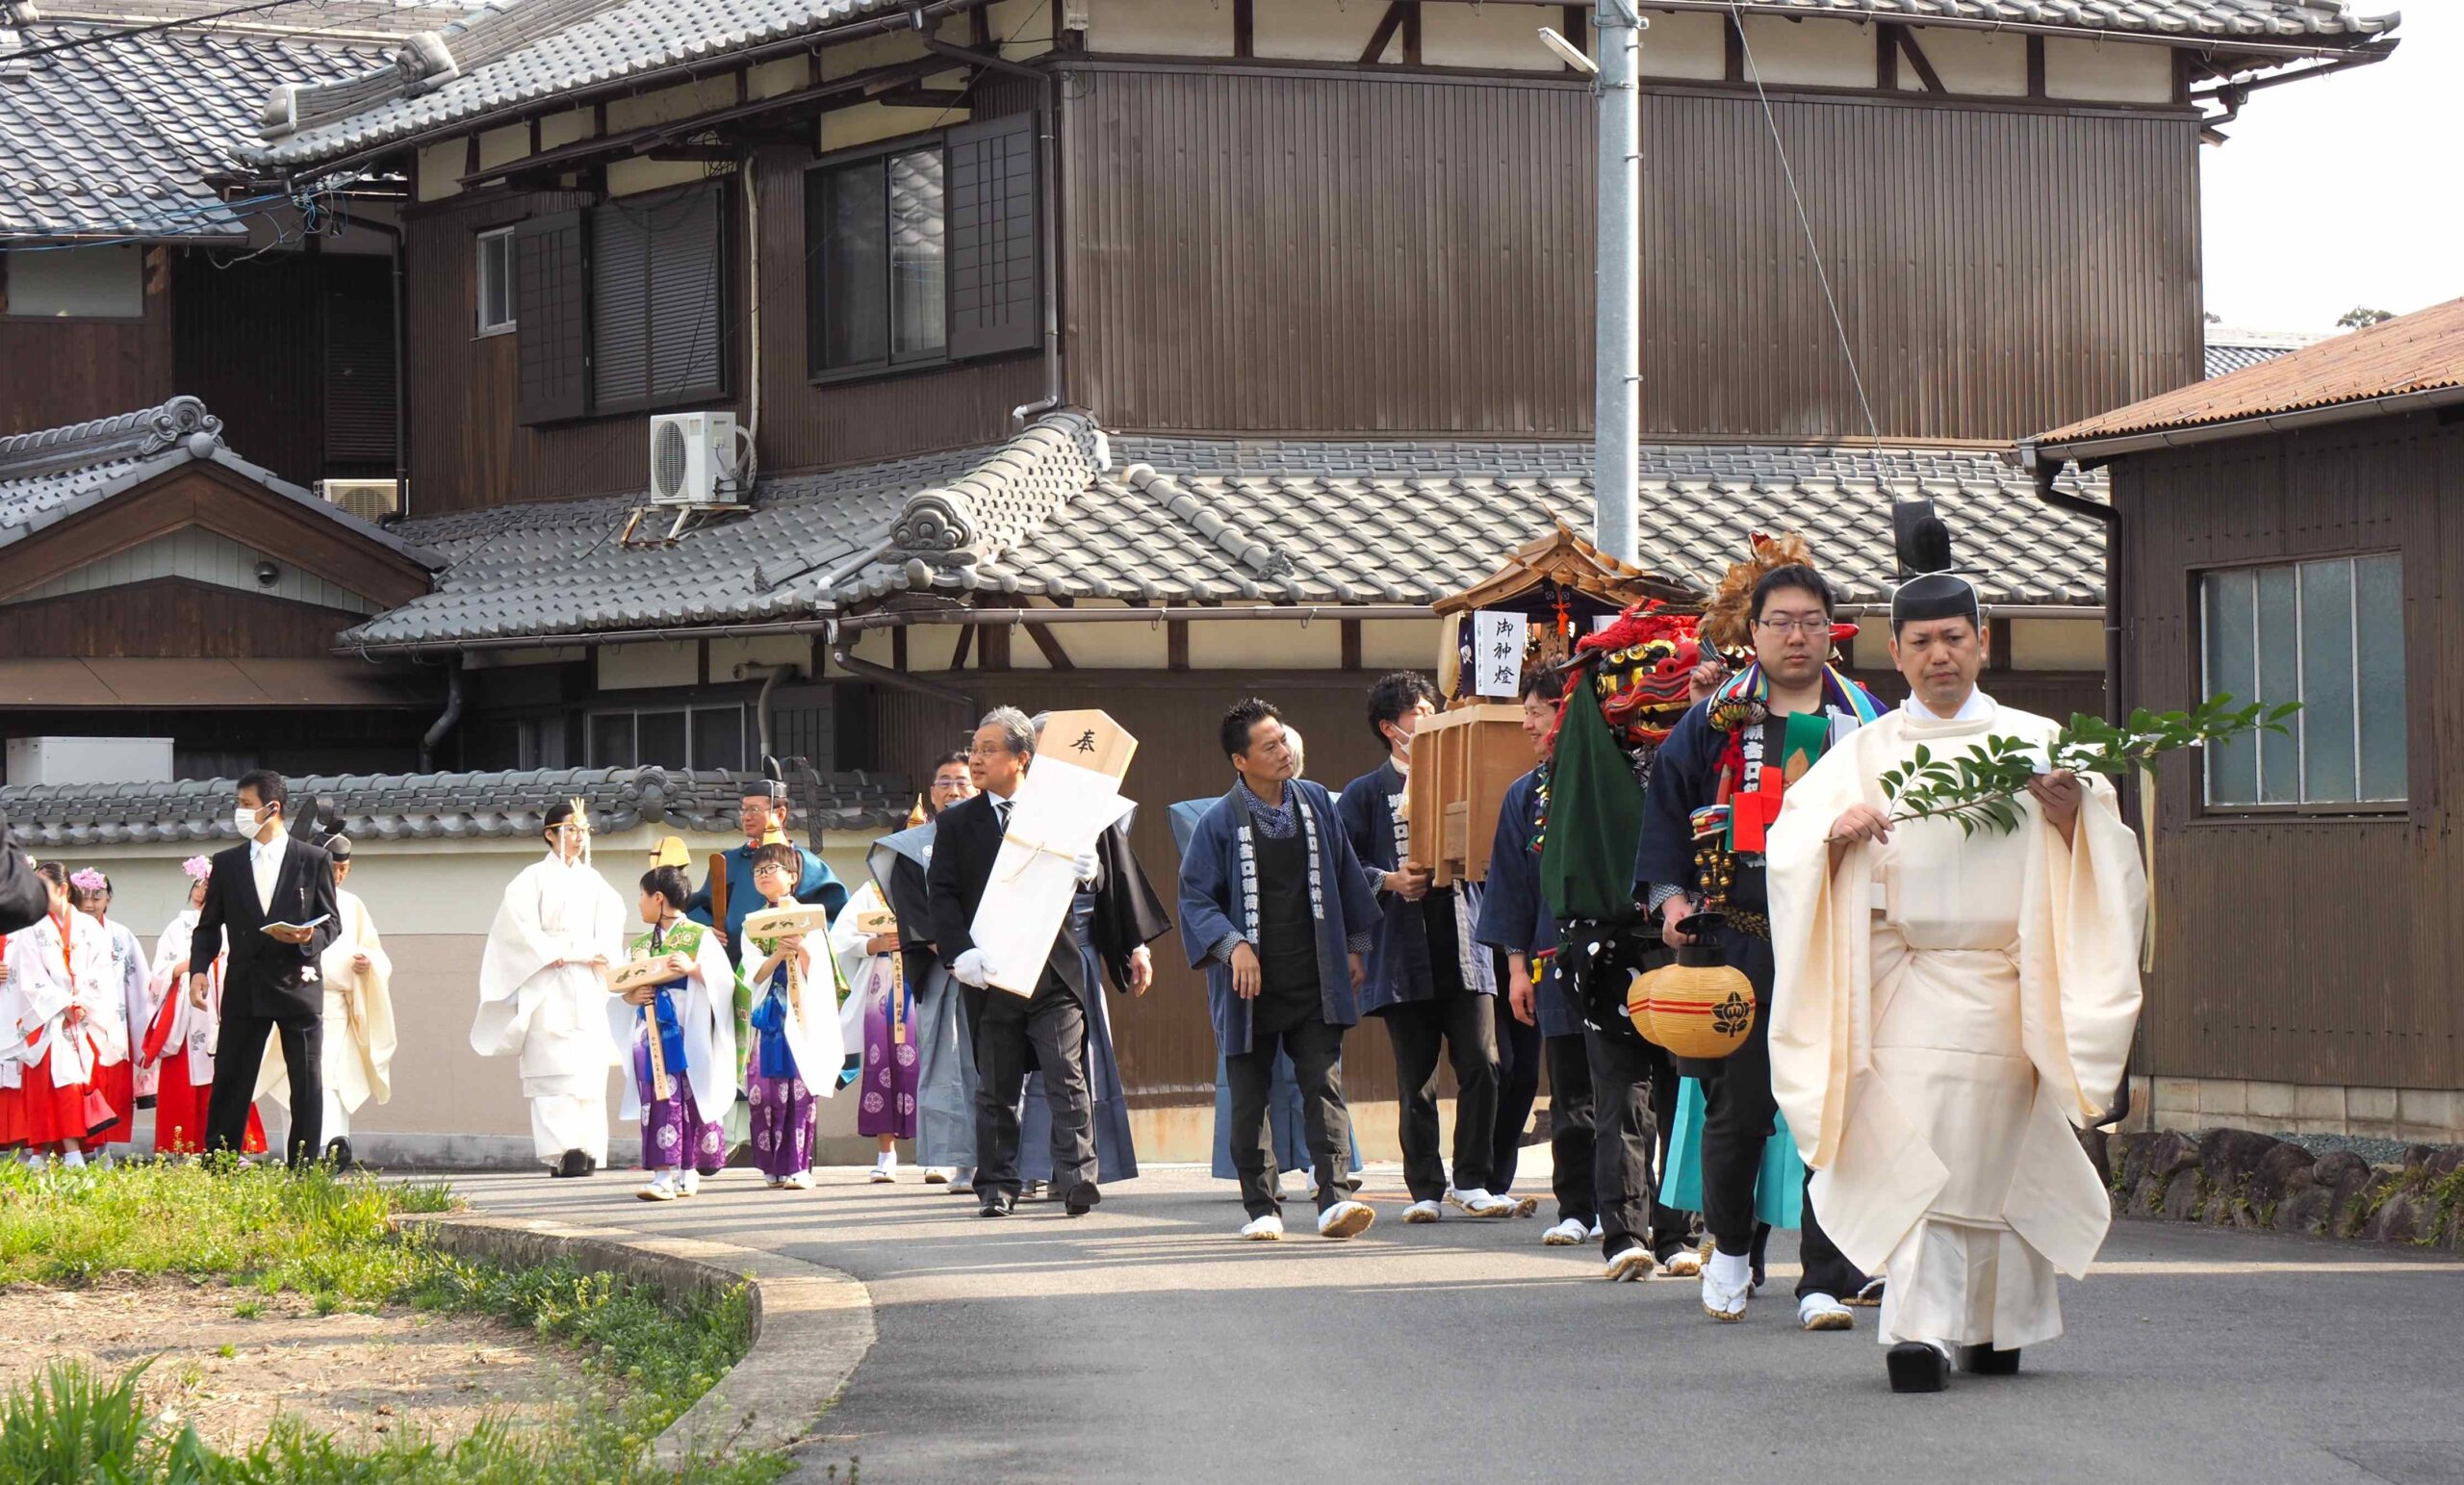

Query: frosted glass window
3;243;142;318
2201;556;2404;807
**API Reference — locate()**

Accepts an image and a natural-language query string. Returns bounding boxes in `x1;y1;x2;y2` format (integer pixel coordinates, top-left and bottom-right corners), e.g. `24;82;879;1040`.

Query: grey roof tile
0;395;434;564
243;0;2395;175
2204;326;2332;379
0;764;911;848
0;16;401;237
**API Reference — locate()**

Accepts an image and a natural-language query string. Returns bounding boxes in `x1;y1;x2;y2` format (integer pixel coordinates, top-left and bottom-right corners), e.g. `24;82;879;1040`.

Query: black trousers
206;1011;321;1167
1585;1024;1690;1261
970;972;1093;1202
1490;989;1542;1194
1543;1032;1597;1226
1698;930;1867;1298
1226;1014;1356;1219
1379;989;1500;1202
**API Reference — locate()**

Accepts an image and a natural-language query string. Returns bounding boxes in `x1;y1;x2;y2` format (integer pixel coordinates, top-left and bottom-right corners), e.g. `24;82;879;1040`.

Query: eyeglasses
1754;616;1833;636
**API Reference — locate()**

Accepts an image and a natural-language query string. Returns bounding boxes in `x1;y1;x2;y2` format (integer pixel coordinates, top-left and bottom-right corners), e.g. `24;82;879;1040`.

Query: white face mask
234;806;263;838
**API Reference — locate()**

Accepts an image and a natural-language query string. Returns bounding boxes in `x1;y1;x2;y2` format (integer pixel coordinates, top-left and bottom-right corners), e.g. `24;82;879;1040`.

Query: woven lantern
1625;915;1757;1061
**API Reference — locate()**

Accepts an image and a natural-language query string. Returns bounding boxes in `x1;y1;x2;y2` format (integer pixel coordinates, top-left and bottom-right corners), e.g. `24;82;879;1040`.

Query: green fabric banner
1540;678;1645;924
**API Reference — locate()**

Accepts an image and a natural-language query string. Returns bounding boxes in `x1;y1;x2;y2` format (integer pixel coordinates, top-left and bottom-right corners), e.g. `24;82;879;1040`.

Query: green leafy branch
1878;693;2299;837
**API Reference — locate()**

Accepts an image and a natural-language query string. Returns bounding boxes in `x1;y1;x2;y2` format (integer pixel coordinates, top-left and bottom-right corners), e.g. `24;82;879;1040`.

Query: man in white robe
256;835;396;1169
1765;537;2144;1393
474;802;628;1176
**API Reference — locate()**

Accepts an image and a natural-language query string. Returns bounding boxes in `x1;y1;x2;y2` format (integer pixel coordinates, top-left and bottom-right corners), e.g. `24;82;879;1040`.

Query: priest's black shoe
1957;1344;2021;1376
554;1148;590;1178
978;1195;1015;1217
1886;1342;1950;1394
1064;1182;1100;1217
324;1138;353;1172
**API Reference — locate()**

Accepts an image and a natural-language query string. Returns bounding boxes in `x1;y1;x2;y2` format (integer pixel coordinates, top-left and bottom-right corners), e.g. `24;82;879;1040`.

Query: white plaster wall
1360;618;1441;671
708;635;811;678
821;104;959;154
1251;0;1378;64
2009;618;2104;671
749;56;812;100
1034;618;1171;671
1187;617;1344;670
475;123;529;173
605;158;721;197
538;108;596;151
1088;0;1230;57
2044;37;2174;105
1850;623;1894;673
984;0;1058;53
1637;10;1725;82
604;77;739;132
415;143;464;202
1422;2;1563;72
598;642;700;691
1739;15;1874;90
1907;25;2027;97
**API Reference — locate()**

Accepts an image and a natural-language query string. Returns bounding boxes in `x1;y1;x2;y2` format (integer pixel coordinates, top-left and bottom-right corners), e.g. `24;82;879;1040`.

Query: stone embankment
2089;1128;2464;1247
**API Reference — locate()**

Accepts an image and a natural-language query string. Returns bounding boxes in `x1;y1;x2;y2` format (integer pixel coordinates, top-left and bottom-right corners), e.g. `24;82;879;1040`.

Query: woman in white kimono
474;802;628;1178
3;863;122;1165
254;835;396;1168
1766;537;2143;1394
67;869;148;1152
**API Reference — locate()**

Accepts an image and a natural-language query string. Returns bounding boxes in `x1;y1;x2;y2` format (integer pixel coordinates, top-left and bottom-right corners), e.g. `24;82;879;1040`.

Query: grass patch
0;1161;784;1484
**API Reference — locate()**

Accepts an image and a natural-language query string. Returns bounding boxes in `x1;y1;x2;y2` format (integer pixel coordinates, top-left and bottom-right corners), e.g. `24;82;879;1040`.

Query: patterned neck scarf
1236;777;1299;839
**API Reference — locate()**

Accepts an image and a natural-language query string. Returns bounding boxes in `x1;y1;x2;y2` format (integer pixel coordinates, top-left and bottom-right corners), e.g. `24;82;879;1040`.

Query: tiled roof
829;436;2110;610
0;765;911;849
2038;296;2464;450
243;0;2396;174
0;396;435;565
248;0;911;169
0;15;395;238
1704;0;2392;38
2204;326;2330;379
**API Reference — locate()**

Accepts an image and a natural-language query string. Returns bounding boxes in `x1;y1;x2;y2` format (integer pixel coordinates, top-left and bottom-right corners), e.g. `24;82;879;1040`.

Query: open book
259;914;331;935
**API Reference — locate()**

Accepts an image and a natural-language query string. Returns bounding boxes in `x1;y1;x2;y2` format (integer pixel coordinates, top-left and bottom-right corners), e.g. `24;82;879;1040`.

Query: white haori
1766;693;2145;1350
473;854;628;1103
256;888;398;1117
610;923;736;1120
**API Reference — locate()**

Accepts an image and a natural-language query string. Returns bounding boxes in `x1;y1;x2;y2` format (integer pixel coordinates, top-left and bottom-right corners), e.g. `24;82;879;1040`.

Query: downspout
418;659;464;771
736;661;795;760
917;30;1061;423
826;621;978;715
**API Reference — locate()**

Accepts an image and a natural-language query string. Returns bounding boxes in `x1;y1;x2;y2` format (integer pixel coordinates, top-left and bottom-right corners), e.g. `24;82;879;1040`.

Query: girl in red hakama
145;860;266;1156
2;864;122;1166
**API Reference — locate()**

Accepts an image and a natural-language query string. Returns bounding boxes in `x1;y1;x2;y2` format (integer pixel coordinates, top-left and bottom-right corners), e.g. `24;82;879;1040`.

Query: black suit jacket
191;836;342;1022
926;791;1171;998
0;820;48;936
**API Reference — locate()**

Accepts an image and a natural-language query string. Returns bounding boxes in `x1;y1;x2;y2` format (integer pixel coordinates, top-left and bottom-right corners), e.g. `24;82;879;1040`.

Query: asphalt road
453;1165;2464;1485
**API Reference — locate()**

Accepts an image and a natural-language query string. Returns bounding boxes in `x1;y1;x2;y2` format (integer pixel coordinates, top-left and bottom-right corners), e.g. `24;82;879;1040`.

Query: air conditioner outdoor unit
321;478;402;523
649;411;747;507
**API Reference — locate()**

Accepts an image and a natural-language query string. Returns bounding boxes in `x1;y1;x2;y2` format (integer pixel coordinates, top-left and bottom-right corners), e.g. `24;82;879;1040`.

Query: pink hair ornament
181;856;212;881
69;868;108;892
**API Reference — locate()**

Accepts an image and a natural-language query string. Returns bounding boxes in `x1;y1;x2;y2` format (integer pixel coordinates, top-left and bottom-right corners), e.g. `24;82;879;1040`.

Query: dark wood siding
2113;412;2460;1091
0;577;365;658
0;247;173;436
1062;66;2201;442
868;668;1429;1107
171;250;398;487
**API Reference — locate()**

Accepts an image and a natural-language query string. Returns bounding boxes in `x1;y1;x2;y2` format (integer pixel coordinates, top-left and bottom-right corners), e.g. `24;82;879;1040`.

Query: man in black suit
928;707;1169;1219
0;816;47;935
188;769;342;1167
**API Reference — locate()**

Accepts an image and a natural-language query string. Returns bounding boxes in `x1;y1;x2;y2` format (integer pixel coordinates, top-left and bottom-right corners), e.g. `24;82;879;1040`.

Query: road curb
400;1212;876;1468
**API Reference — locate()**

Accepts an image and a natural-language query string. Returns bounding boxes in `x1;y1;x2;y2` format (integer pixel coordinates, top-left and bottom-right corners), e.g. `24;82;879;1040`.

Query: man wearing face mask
187;771;342;1166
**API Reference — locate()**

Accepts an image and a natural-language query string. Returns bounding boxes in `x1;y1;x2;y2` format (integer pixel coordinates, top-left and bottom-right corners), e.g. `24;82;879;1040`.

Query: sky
2199;3;2457;334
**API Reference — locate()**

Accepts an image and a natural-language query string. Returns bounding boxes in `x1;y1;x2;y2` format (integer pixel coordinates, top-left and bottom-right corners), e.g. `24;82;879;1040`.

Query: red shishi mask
1578;603;1703;750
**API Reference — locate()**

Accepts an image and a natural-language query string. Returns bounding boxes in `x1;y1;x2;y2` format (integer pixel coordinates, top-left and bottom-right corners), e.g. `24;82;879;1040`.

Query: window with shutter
945;113;1040;361
590;180;727;415
514;211;587;424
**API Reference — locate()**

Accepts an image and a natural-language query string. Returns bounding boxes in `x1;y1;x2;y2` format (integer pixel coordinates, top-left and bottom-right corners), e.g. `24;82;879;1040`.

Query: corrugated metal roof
2040;297;2464;448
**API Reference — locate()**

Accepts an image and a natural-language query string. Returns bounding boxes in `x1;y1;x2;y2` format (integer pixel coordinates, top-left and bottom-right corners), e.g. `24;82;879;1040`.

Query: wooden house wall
2113;411;2461;1091
0;248;174;436
1062;65;2202;442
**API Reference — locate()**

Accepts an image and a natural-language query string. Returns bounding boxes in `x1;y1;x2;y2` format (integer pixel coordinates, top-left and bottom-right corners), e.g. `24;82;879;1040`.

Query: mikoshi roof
0;765;912;848
342;420;2108;654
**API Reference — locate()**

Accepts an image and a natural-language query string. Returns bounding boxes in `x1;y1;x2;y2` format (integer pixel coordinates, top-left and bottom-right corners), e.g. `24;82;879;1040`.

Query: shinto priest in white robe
1765;691;2144;1351
256;885;398;1139
473;852;629;1163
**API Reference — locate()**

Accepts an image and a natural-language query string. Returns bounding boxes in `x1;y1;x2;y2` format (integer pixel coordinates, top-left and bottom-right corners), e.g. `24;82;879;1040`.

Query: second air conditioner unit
649;411;749;507
321;478;402;523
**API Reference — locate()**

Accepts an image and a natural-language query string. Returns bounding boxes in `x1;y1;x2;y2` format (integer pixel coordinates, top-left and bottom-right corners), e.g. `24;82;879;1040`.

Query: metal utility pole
1592;2;1642;564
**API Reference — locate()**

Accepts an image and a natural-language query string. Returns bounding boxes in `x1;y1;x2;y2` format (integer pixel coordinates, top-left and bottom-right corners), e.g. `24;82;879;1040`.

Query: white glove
951;949;990;988
1071;847;1101;884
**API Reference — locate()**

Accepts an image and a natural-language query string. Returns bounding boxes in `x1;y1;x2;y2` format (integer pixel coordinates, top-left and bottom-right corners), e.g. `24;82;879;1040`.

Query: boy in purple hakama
745;843;842;1191
620;867;736;1201
834;881;919;1181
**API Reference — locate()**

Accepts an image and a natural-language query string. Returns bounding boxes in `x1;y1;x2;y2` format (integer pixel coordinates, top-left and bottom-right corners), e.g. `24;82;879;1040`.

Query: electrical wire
0;0;336;64
1724;1;1885;455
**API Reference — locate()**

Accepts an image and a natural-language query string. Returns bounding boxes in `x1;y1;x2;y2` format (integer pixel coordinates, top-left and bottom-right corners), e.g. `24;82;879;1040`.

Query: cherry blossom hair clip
69;868;110;893
182;856;213;882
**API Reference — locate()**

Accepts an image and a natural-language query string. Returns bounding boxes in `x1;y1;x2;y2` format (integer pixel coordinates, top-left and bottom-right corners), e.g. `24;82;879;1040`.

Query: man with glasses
686;777;849;965
1635;546;1885;1330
